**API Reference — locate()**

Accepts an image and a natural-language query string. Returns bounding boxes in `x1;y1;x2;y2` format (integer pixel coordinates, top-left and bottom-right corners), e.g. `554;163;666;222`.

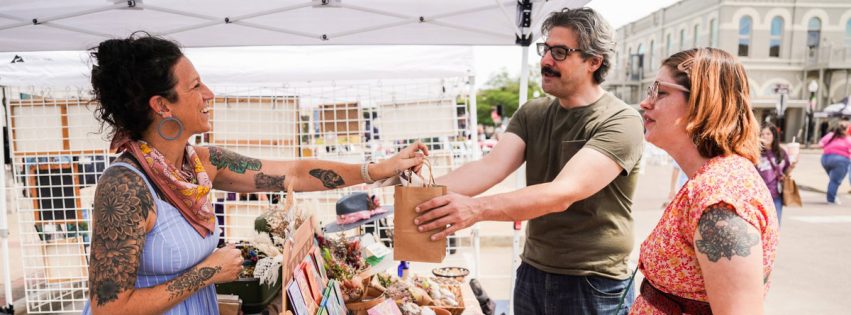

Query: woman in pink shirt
819;121;851;204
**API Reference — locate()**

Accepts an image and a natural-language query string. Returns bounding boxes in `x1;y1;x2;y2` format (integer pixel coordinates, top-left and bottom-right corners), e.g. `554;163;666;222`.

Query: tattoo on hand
89;167;153;305
209;146;261;174
309;169;345;189
695;204;760;262
166;266;221;301
255;172;285;190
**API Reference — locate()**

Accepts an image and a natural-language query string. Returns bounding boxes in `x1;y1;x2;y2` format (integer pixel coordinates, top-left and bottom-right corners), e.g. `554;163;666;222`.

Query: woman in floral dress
632;48;779;314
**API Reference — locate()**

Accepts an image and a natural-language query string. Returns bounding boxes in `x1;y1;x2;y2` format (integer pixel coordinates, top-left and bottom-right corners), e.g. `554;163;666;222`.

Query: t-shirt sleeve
505;102;529;142
683;177;771;244
684;200;766;246
583;109;645;175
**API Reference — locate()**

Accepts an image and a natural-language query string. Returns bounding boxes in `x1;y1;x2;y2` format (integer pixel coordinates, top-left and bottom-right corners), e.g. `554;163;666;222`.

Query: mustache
541;66;561;77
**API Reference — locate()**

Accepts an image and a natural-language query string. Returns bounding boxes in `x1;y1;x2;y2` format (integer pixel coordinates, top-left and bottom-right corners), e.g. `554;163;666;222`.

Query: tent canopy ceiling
0;0;588;52
0;45;475;87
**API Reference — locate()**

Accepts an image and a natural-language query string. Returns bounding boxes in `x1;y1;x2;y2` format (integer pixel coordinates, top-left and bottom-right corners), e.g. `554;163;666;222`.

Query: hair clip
677;58;694;77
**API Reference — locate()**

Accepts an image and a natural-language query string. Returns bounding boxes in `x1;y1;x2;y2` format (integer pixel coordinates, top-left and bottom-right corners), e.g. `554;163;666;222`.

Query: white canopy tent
0;0;590;313
0;46;475;87
0;0;582;50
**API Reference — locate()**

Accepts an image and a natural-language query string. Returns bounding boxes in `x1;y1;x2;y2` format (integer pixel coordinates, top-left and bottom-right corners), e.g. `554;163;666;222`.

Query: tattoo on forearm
695;203;760;262
166;266;221;301
309;169;345;189
255;172;285;190
209;146;261;174
89;167;153;306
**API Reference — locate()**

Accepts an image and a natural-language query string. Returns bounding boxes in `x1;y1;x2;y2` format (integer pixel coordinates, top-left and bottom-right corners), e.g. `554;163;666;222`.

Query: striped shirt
83;162;220;314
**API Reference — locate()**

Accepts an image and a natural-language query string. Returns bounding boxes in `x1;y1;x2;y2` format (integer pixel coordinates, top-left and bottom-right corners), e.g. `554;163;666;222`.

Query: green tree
476;68;544;126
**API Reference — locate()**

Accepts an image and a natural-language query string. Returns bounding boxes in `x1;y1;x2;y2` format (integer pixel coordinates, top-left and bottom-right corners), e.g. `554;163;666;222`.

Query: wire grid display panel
4;88;109;313
5;78;476;312
209;80;477;257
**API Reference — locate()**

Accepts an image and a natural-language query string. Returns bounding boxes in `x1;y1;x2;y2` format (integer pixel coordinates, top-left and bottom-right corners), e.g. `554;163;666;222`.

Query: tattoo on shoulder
695;203;760;262
208;146;261;174
309;169;344;189
89;167;154;305
166;266;221;301
255;172;285;190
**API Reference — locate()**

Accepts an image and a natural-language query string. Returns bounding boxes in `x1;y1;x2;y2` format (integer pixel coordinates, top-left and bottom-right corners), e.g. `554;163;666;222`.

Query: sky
472;0;680;88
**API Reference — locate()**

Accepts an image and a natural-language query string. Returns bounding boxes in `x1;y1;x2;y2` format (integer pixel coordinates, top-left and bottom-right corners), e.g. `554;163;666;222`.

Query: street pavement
1;148;849;314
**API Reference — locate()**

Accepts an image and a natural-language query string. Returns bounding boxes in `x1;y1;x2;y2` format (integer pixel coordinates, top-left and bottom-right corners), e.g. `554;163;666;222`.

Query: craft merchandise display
216;182;305;313
270;222;468;315
213;177;473;314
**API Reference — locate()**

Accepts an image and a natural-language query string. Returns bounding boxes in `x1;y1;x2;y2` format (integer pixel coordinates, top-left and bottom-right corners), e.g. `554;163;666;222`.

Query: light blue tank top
83;162;220;314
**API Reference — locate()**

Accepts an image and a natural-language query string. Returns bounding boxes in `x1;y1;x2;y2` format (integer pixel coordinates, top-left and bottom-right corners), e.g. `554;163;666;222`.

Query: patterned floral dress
630;155;779;314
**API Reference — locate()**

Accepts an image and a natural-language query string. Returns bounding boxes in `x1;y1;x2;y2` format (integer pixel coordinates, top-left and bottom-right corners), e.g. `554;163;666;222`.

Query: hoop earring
157;117;184;141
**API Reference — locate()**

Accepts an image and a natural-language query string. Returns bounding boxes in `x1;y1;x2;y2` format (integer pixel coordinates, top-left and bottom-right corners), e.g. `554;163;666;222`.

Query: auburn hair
662;48;760;163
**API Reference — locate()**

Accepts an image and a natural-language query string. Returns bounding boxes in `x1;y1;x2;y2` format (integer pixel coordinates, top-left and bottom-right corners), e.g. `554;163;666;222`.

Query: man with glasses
414;7;643;314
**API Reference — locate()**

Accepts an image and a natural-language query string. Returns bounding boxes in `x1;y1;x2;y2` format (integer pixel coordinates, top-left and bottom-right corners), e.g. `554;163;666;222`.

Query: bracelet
361;162;375;184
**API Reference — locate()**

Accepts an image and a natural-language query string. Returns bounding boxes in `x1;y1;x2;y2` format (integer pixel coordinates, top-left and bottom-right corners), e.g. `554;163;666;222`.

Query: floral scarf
112;133;215;237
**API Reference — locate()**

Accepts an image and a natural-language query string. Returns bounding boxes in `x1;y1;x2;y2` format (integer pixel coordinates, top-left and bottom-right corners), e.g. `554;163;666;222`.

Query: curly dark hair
90;32;183;140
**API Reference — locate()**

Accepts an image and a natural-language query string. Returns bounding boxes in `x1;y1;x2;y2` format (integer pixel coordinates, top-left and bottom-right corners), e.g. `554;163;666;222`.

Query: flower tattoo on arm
695;203;760;262
166;266;221;301
89;166;153;306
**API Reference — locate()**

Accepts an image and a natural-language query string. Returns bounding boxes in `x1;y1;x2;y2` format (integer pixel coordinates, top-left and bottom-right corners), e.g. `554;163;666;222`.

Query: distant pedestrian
818;121;851;204
756;123;794;223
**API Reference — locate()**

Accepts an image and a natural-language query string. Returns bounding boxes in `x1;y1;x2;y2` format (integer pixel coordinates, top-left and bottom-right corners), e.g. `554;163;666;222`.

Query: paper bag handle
403;157;435;187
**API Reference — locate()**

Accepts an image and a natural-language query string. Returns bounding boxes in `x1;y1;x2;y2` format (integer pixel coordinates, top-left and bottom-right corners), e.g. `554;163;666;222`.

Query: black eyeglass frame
536;43;582;61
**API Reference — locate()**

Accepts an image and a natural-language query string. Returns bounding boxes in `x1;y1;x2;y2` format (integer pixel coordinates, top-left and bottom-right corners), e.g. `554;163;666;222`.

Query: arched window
679;29;686;50
693;24;700;47
649;40;655;70
738;16;752;57
845;19;851;47
769;16;784;57
807;17;821;48
666;33;672;56
710;18;718;47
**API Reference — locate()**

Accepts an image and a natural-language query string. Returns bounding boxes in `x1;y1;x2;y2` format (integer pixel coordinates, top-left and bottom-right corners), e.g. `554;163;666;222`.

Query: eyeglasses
646;81;690;104
536;43;582;61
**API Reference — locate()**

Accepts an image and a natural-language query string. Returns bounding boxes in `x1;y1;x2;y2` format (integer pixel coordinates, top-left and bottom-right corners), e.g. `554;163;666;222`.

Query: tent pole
509;45;530;315
0;86;12;312
467;74;481;280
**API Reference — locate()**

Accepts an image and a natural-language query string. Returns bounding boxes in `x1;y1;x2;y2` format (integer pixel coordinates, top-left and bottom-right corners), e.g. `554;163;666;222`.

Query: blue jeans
773;196;783;225
821;154;850;202
514;262;634;315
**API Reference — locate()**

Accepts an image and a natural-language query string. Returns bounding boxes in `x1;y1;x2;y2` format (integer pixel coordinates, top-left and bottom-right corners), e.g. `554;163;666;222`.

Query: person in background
756;123;794;223
84;33;426;314
818;120;851;205
634;47;778;314
415;8;644;314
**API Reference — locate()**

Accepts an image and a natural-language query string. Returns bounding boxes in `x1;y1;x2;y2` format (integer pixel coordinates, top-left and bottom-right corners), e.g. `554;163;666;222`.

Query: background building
606;0;851;143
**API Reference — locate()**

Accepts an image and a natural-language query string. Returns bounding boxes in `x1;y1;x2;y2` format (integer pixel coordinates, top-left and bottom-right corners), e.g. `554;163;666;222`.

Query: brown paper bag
782;176;802;207
393;159;447;263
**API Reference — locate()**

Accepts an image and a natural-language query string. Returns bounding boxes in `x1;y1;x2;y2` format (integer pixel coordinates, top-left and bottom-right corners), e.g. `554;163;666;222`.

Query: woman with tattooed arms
632;48;779;314
82;34;427;315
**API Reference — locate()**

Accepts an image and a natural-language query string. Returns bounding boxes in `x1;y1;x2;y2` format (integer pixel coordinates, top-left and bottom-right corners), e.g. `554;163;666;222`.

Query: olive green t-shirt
505;93;644;279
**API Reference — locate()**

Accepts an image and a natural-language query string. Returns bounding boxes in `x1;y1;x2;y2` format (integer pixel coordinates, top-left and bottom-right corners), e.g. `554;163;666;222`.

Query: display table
253;280;484;315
